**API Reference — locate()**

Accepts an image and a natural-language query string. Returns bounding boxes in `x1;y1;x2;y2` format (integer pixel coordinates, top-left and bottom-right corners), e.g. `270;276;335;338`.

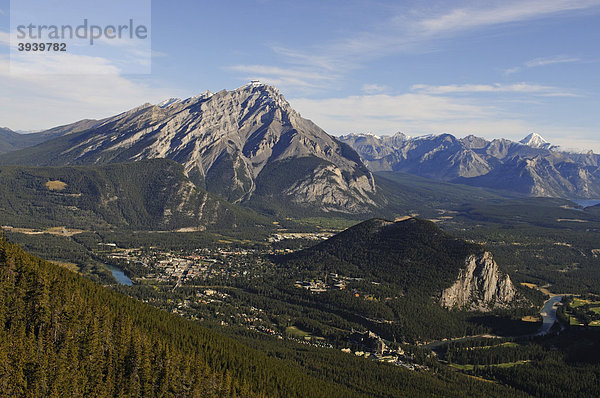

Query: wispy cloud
524;55;581;67
289;94;600;152
411;82;579;97
503;67;522;75
230;1;600;91
290;93;493;130
505;55;582;74
415;0;600;36
152;50;168;58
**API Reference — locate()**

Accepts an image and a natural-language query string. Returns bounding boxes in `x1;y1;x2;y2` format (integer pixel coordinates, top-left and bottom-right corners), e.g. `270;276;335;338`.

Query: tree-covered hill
280;217;484;295
273;218;533;341
0;159;271;231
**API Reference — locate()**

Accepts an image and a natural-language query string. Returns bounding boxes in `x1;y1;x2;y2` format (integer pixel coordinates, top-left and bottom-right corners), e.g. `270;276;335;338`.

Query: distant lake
106;264;133;286
571;199;600;208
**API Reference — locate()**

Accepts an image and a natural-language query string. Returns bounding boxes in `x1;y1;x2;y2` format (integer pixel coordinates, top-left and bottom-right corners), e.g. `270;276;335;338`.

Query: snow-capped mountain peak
520;133;549;148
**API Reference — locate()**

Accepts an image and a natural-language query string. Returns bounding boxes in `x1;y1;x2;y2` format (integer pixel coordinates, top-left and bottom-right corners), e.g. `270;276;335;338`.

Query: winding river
537;295;562;335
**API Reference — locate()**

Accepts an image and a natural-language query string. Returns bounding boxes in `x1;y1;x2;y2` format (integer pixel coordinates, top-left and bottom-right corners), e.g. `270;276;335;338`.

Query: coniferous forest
0;238;356;397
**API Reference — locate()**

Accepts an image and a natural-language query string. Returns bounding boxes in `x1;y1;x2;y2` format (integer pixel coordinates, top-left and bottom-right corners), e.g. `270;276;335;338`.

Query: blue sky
1;0;599;151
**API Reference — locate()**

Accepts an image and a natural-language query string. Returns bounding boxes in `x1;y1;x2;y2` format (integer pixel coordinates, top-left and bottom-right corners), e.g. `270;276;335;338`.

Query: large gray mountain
340;132;600;198
0;84;377;214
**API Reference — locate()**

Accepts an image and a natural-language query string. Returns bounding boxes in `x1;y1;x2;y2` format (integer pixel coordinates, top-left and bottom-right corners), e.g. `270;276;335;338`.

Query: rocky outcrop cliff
440;251;517;311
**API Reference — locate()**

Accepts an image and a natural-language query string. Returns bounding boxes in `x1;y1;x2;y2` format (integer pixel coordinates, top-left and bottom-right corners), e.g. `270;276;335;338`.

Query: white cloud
10;52;122;75
504;55;582;74
361;84;388;94
524;55;581;67
0;54;185;131
411;83;579;97
503;67;522;75
289;93;493;132
152;50;168;58
0;24;167;130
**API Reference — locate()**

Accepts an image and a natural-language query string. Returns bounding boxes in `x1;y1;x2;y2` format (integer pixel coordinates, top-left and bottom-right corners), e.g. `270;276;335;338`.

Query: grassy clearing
520;282;557;296
468;342;520;351
571;298;588;308
569;317;584;326
493;360;532;368
449;360;531;371
1;226;85;237
45;180;67;191
571;298;600;308
50;261;80;273
285;326;311;339
520;282;537;289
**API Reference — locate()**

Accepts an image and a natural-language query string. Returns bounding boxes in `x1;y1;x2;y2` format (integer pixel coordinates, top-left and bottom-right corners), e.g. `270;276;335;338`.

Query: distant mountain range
0;120;97;154
0;83;376;215
340;132;600;198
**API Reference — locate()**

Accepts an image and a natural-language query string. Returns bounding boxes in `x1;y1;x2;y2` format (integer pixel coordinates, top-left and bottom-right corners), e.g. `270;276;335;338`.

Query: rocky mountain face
1;84;376;214
440;251;517;311
340;132;600;198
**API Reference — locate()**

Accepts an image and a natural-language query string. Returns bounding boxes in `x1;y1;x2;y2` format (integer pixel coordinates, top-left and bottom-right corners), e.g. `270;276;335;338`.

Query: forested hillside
0;159;270;231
